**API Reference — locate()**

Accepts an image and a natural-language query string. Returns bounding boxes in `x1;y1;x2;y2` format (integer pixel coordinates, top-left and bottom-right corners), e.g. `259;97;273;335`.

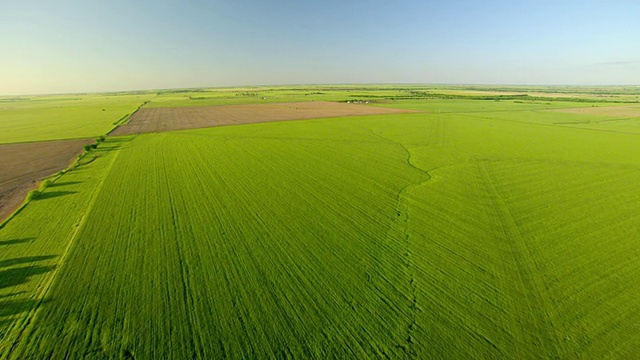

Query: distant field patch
111;101;418;135
0;139;92;221
548;105;640;117
0;94;152;144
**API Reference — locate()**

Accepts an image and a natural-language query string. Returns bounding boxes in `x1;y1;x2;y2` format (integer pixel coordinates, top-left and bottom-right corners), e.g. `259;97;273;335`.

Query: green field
143;85;640;108
1;87;640;358
0;94;152;144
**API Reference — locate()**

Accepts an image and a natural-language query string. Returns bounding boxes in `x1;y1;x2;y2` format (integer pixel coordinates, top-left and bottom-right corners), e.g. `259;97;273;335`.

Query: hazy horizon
4;82;640;98
2;0;639;96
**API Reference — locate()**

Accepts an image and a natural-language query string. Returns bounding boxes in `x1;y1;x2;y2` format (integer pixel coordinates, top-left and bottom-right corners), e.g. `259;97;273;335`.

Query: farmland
1;86;640;358
0;93;152;225
111;101;417;136
0;94;153;144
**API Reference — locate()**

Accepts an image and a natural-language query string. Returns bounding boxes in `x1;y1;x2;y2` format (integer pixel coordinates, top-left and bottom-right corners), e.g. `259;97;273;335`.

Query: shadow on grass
104;138;125;143
0;292;25;299
48;181;82;188
0;255;57;268
75;157;98;168
0;255;58;334
0;297;52;329
0;265;56;290
0;297;42;318
36;191;78;200
0;238;34;247
0;255;57;291
94;146;122;152
105;137;133;143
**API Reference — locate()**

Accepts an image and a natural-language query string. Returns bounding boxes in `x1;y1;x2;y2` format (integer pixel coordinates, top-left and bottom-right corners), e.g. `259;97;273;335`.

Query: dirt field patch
0;138;93;222
110;101;419;135
548;105;640;117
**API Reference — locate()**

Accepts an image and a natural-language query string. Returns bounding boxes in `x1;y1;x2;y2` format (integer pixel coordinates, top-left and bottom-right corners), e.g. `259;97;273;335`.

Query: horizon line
2;82;640;98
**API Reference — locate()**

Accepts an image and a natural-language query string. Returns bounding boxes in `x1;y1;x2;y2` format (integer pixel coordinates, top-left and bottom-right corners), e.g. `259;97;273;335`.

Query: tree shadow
36;191;77;200
0;292;25;299
94;145;121;152
75;156;99;168
0;265;56;290
0;297;52;328
0;238;35;247
48;181;82;188
0;298;40;318
105;137;132;143
0;254;58;333
0;255;57;268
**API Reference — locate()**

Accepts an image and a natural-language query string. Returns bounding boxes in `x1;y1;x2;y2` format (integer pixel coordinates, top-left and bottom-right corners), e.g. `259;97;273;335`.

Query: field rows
0;139;124;355
6;121;429;358
1;102;639;358
0;95;153;144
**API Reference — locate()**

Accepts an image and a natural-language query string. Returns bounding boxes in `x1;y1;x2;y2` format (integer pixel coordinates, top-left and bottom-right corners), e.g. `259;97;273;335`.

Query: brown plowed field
111;101;419;135
0;138;93;222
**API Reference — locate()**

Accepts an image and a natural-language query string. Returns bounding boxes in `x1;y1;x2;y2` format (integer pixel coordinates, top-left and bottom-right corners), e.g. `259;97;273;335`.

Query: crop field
111;101;417;136
0;94;153;144
0;139;125;353
1;86;640;358
0;93;152;225
144;86;412;108
144;85;640;108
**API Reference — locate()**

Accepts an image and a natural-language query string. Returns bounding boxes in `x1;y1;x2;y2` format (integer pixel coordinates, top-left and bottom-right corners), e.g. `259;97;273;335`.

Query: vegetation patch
0;94;154;144
2;87;640;358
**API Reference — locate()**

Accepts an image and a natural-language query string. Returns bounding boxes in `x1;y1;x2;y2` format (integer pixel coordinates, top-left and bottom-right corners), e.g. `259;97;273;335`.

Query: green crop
2;89;640;358
0;94;153;144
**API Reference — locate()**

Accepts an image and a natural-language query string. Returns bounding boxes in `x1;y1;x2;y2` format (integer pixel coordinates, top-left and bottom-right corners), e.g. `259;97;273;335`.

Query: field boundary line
0;136;97;146
106;98;153;136
4;142;125;358
0;138;97;228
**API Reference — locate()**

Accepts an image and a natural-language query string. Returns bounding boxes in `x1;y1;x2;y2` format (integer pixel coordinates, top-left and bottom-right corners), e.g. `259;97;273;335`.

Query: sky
1;0;639;95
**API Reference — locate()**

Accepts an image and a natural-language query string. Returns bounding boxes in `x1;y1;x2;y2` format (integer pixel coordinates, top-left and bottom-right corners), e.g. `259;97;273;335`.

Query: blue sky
1;0;639;95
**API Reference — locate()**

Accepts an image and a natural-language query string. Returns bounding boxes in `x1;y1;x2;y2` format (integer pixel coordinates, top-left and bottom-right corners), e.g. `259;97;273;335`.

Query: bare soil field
110;101;419;135
548;105;640;117
0;138;93;222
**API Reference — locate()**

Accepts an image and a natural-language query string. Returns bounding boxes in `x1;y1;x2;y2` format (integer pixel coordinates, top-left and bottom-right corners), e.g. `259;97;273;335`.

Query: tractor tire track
478;160;564;358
